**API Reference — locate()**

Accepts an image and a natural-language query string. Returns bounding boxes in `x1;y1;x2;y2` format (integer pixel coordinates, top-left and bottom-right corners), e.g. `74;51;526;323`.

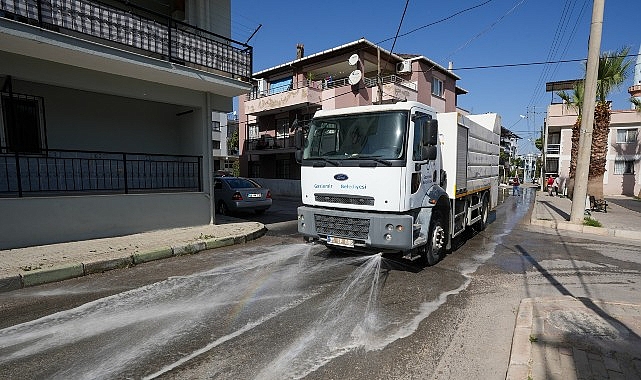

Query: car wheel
217;202;229;216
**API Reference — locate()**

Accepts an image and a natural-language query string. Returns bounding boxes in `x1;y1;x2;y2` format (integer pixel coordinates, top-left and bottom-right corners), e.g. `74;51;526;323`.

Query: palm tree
555;47;632;200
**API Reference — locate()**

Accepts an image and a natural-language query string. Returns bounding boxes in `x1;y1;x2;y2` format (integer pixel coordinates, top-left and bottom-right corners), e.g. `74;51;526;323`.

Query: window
276;158;290;179
1;93;46;153
614;160;635;175
616;128;637;143
431;77;444;97
212;121;221;132
545;158;559;173
276;118;289;138
248;123;259;139
249;162;260;177
212;140;221;149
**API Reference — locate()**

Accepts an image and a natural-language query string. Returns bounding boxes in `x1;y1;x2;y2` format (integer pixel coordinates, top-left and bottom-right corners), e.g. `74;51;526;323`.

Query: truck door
409;112;436;210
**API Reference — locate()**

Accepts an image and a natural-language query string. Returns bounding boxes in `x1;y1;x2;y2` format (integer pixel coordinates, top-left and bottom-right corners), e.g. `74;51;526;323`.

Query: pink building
545;103;641;197
237;38;465;181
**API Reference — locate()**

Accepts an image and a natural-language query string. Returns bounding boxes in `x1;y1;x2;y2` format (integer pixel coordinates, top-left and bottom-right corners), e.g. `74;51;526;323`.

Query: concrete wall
0;193;210;249
252;178;301;198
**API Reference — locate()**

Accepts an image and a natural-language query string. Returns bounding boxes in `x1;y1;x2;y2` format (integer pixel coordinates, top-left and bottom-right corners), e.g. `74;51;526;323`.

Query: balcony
244;80;322;116
244;135;296;154
0;0;252;81
244;75;417;115
1;147;202;197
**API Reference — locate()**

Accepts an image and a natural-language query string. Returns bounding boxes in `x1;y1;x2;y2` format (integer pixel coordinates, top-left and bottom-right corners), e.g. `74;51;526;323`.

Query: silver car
214;177;272;215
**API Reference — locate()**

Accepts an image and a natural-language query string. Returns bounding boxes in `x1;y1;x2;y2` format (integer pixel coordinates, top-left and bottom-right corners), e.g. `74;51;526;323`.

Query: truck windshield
303;111;407;160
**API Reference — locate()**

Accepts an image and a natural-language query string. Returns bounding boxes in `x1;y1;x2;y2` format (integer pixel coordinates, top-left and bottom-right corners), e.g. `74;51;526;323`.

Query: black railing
245;135;296;151
0;147;202;197
0;0;252;79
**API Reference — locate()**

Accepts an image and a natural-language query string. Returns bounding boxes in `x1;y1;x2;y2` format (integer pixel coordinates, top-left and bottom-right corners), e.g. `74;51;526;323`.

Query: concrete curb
0;225;267;293
506;298;534;380
529;218;641;241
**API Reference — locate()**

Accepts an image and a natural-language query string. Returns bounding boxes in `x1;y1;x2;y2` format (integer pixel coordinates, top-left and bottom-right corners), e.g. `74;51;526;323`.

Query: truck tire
474;196;488;232
423;213;446;266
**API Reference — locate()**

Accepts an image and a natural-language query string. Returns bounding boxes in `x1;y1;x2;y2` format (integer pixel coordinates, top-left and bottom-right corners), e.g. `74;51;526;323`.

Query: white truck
294;101;500;265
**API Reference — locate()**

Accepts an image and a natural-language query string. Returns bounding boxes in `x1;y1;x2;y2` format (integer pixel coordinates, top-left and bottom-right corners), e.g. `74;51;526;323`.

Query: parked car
214;177;272;215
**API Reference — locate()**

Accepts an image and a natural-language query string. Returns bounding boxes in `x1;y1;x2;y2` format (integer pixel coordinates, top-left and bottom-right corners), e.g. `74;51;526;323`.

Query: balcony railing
247;79;321;101
546;143;560;155
0;0;252;79
246;75;416;101
245;135;295;151
0;147;202;197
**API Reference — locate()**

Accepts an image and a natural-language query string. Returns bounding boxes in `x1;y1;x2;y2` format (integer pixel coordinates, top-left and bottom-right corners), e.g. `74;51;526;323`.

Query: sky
230;0;638;155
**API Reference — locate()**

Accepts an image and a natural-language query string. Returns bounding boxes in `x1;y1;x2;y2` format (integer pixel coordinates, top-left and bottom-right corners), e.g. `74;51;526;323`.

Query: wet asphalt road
1;188;640;379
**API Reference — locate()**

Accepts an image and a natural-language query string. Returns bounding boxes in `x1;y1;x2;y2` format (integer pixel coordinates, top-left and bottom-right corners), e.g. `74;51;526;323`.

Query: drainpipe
206;93;214;225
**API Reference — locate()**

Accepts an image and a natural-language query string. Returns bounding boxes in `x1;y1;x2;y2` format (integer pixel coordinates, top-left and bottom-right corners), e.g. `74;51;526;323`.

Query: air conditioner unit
396;60;412;74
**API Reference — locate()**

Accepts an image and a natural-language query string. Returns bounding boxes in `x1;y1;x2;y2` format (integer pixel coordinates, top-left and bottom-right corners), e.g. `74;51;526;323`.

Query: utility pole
570;0;604;223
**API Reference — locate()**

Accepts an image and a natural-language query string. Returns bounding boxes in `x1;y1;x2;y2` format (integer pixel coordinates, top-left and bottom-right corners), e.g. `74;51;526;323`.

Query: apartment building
237;38;464;191
545;103;640;197
0;0;252;248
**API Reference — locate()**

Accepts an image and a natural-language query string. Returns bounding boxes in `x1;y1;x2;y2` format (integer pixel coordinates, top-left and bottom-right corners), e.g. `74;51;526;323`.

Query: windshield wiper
312;157;340;167
345;155;393;166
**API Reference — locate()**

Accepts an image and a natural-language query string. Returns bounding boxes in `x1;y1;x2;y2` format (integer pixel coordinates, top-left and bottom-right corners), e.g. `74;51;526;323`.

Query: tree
227;130;239;154
555;47;632;200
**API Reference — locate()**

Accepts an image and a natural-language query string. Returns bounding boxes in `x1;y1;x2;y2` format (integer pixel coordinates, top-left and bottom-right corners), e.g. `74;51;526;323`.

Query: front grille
315;193;374;206
314;214;370;239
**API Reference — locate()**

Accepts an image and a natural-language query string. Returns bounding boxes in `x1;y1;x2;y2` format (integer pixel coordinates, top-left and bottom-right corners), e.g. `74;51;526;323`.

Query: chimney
448;61;453;72
296;44;304;59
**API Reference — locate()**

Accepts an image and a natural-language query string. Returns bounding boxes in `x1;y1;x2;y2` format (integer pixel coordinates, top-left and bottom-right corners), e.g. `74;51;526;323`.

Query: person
552;176;560;196
547;175;555;196
512;176;520;196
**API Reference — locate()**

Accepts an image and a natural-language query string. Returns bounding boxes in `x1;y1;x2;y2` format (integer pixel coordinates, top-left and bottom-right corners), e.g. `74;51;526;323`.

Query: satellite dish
348;69;362;85
348;54;359;66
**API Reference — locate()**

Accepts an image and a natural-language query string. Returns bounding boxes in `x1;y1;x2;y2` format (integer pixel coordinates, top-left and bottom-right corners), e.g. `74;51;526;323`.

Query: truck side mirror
423;119;438;146
422;145;437;160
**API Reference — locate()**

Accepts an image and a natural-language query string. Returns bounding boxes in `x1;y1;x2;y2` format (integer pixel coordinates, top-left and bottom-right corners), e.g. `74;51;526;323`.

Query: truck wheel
474;197;488;232
423;214;446;266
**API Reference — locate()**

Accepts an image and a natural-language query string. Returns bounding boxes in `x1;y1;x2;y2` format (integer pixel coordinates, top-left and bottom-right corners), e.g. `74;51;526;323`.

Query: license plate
247;193;262;198
327;236;354;248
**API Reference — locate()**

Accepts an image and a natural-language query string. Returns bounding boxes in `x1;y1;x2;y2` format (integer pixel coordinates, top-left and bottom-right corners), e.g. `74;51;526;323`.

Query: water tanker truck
294;101;501;265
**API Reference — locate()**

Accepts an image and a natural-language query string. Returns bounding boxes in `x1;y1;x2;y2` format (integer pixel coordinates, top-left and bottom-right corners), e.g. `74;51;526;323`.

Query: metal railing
546;143;561;155
0;0;252;78
247;79;322;101
0;147;202;197
247;74;417;101
245;135;295;151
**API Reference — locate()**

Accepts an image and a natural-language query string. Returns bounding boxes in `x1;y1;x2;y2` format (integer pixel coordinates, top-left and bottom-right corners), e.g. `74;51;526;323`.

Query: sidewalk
0;218;266;293
528;190;641;241
507;189;641;379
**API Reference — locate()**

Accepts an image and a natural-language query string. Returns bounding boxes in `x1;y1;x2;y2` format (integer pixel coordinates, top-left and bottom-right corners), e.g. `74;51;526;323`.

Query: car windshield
303;111;407;160
225;178;260;189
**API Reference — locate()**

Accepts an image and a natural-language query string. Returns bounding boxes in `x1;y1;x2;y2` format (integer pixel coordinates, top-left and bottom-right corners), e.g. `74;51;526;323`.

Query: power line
445;0;526;61
444;53;640;72
389;0;410;56
377;0;495;45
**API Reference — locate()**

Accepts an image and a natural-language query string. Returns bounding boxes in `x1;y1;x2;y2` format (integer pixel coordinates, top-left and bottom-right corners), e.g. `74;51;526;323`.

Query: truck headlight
385;224;394;231
384;233;392;241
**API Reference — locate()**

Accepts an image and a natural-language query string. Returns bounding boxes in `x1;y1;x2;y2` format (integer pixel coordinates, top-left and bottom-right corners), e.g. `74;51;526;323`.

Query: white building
0;0;252;249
